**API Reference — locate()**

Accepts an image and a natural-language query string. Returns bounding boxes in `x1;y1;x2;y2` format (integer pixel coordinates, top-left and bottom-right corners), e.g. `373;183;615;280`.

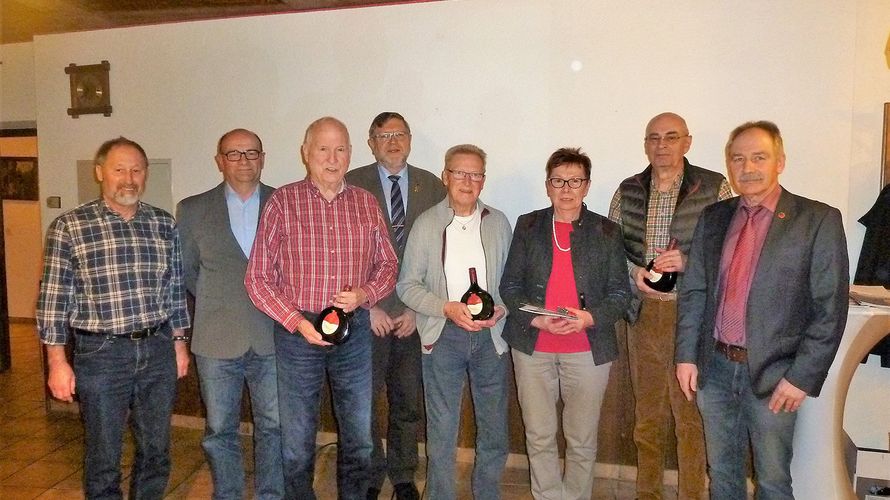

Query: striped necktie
389;175;406;250
720;205;763;346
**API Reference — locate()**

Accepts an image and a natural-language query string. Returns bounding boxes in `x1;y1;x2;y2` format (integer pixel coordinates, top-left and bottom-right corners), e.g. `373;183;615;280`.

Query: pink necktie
721;205;762;346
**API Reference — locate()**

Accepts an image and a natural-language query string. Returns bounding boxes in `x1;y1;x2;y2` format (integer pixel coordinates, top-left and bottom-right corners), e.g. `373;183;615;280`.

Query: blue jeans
73;331;176;500
196;349;283;500
422;322;508;500
697;353;797;500
275;308;372;500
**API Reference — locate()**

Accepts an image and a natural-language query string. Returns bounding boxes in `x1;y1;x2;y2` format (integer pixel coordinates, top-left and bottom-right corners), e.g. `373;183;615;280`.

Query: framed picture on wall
0;157;39;201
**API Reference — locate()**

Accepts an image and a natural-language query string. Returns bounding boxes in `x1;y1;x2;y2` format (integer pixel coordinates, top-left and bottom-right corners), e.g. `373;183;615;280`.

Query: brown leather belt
715;340;747;363
641;292;677;302
72;322;167;340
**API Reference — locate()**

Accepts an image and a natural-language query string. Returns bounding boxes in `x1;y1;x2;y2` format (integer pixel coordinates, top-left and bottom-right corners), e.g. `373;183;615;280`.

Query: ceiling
1;0;429;44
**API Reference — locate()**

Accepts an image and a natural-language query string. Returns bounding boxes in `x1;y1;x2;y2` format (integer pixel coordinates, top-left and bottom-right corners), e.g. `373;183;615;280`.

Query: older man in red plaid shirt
245;116;398;500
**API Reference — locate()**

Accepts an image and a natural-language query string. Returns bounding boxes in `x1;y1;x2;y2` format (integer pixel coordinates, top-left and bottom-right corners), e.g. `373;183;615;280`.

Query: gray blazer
346;163;446;315
176;182;276;359
676;188;849;398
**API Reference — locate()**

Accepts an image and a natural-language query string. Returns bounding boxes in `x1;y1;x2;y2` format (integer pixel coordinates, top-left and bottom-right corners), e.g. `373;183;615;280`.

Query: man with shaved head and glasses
609;112;732;500
177;128;283;499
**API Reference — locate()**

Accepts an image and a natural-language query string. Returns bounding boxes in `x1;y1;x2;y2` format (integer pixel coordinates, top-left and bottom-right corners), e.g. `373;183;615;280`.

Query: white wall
0;42;37;125
27;0;873;234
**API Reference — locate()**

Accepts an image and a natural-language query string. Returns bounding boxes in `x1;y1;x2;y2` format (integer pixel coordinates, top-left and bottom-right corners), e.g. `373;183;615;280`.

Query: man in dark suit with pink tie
676;121;849;500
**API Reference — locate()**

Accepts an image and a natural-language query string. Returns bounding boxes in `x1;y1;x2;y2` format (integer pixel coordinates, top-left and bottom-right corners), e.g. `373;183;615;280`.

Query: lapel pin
778;212;786;219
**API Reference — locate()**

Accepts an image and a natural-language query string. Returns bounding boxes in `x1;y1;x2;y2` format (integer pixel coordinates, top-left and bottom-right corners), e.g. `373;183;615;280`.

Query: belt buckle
128;324;159;340
126;329;146;340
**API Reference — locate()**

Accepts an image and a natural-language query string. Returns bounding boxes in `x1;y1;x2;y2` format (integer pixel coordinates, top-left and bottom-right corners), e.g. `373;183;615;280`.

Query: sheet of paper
518;303;577;319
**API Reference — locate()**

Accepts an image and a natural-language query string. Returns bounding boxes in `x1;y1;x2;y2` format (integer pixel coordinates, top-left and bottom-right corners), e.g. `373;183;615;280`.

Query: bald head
644;112;692;172
645;112;689;137
303;116;350;147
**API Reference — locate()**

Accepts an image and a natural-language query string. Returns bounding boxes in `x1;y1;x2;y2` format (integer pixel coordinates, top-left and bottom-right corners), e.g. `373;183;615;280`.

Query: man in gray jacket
177;128;283;499
397;144;512;500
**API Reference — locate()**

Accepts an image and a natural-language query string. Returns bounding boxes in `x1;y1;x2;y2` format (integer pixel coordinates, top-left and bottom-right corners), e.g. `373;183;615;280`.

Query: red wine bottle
644;237;678;293
460;267;494;320
314;285;353;344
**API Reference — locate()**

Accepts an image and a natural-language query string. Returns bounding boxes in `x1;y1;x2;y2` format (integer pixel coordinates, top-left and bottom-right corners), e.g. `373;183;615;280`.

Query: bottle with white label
314;285;353;344
460;267;494;320
643;237;679;293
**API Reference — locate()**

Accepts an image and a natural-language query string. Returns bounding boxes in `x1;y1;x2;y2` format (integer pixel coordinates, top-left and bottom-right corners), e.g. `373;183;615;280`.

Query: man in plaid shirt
245;116;398;499
36;137;191;499
609;113;732;500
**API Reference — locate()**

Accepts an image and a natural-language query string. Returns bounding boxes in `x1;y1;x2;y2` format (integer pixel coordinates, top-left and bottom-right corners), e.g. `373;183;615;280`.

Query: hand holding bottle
651;245;687;274
297;318;333;346
333;286;368;313
643;237;680;293
444;301;480;331
313;285;355;345
473;305;506;329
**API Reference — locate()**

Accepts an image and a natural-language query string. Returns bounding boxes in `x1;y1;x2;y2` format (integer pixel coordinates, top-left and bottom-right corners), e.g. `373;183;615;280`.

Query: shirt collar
648;170;684;193
224;182;260;203
377;163;407;179
741;184;782;214
98;198;144;220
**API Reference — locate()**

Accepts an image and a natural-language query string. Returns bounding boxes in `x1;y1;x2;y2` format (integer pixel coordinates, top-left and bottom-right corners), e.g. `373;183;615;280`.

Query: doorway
0;130;41;372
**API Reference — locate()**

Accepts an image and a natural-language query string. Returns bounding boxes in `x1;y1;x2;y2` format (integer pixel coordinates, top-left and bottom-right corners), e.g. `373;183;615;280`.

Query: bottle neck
468;267;478;285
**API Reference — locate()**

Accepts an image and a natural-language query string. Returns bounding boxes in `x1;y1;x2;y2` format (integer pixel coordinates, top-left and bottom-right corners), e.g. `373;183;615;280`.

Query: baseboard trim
49;409;690;485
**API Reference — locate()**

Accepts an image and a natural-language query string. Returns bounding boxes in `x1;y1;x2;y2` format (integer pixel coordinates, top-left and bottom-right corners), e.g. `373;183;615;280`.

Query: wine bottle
314;285;354;344
644;237;678;293
461;267;495;320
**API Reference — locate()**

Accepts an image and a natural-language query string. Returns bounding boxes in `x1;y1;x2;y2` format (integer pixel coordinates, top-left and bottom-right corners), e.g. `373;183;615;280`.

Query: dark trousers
369;329;422;489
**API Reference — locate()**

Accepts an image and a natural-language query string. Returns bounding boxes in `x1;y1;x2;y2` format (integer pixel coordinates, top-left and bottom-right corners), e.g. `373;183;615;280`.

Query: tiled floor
1;322;664;499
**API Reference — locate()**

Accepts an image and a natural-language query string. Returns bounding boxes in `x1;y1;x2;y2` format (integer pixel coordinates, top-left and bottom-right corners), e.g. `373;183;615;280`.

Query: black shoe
366;487;381;500
394;482;420;500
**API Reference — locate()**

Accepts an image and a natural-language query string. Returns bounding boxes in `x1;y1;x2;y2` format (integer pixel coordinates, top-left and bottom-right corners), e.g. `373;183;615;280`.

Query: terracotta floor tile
34;487;85;500
166;466;213;499
2;439;69;463
0;484;47;500
50;468;82;490
41;440;84;465
0;459;32;481
0;460;78;488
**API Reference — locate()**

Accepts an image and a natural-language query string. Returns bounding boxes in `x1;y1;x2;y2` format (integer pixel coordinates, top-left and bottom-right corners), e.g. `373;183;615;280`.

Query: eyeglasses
446;168;485;182
644;134;689;146
547;177;588;189
371;131;410;142
222;149;262;161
